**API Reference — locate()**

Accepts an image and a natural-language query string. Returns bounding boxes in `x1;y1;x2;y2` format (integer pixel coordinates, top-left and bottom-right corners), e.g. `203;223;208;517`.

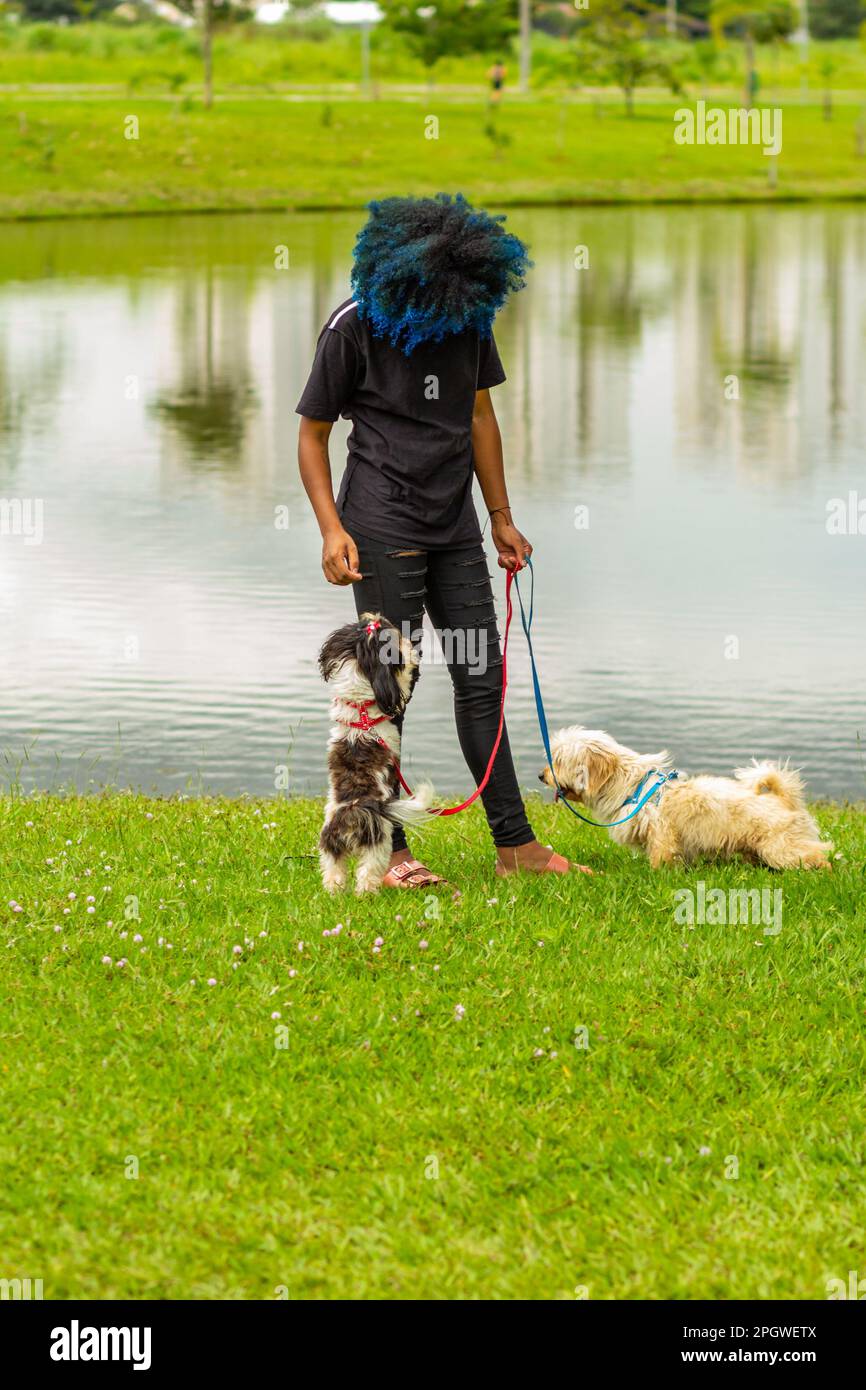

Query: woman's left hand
491;515;532;571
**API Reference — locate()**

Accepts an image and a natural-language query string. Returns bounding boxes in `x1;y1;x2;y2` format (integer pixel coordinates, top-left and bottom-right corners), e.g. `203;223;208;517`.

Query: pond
1;205;864;801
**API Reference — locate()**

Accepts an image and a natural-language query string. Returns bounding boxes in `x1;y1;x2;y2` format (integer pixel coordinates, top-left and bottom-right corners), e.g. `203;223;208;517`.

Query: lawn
2;93;866;220
1;791;864;1299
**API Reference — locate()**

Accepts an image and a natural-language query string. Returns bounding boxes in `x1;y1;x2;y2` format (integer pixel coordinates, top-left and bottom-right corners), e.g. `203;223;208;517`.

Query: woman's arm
471;388;532;571
298;416;362;585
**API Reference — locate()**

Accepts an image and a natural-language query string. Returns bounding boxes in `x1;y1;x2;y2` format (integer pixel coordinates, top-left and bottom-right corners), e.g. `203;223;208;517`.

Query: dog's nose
538;771;547;783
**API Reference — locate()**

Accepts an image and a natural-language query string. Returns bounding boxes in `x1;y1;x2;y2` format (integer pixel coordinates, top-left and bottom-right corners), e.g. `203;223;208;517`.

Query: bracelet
488;506;512;520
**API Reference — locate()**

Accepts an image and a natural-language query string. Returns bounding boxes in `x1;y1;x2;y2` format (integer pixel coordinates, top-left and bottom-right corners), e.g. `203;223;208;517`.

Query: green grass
3;94;866;220
2;792;864;1299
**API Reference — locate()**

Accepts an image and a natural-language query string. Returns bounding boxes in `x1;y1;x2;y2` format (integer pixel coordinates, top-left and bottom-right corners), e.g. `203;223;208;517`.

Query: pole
519;0;531;94
361;16;370;97
800;0;809;100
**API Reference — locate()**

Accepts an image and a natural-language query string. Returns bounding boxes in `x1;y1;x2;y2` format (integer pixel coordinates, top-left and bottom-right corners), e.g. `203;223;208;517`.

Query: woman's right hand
322;526;362;585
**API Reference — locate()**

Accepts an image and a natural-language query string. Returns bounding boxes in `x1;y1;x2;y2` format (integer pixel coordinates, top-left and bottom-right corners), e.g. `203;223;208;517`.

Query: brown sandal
382;858;448;889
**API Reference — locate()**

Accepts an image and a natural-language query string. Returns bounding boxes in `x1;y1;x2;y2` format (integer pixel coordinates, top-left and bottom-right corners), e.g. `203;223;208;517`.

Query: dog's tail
734;759;805;809
385;780;438;827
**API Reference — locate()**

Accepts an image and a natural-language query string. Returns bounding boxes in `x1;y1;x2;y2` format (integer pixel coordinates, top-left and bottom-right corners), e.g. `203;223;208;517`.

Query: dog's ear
565;761;590;795
356;613;406;718
318;623;358;684
584;744;618;796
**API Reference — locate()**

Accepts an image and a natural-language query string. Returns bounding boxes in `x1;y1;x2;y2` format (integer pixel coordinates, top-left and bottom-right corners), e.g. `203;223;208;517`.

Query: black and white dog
318;612;433;893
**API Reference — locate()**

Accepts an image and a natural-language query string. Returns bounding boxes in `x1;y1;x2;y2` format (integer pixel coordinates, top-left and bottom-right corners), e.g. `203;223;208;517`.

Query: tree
710;0;797;105
379;0;517;88
19;0;114;17
578;0;684;116
809;0;865;38
174;0;255;110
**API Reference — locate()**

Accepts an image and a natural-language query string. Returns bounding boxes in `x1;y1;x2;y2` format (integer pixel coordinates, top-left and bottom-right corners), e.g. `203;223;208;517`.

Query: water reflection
0;206;863;798
150;271;258;468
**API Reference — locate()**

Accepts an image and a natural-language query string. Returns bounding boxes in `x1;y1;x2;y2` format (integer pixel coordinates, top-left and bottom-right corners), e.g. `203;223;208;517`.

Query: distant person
488;60;507;105
297;194;590;886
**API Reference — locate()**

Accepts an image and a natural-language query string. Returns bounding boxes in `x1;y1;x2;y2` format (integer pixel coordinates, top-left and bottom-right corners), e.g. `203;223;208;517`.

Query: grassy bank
3;94;866;220
1;792;864;1299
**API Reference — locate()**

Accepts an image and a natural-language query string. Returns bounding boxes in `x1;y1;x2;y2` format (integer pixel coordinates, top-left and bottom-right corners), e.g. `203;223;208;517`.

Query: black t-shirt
295;298;506;549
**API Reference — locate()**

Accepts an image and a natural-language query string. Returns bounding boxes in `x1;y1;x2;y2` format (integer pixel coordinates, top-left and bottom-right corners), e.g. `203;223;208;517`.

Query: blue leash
513;558;678;829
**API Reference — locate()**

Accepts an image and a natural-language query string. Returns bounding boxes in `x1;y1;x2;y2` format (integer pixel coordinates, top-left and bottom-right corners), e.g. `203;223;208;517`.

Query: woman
487;59;507;105
297;194;585;887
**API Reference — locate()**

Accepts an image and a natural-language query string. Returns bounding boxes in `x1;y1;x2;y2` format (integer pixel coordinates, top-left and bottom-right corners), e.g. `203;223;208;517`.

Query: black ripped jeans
351;531;534;851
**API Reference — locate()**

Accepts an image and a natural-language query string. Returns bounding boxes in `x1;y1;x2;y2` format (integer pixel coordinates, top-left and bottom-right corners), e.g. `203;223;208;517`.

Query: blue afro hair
351;192;532;354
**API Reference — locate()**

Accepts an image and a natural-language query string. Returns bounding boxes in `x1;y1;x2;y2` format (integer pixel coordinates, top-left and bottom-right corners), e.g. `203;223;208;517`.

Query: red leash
431;567;514;816
341;568;515;817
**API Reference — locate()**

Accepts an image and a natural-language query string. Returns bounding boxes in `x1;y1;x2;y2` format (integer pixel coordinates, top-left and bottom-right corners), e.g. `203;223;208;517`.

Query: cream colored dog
540;727;833;870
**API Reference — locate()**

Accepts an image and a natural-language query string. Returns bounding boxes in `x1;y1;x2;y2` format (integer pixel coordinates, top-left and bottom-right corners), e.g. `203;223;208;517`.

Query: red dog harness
335;569;515;815
343;699;390;733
